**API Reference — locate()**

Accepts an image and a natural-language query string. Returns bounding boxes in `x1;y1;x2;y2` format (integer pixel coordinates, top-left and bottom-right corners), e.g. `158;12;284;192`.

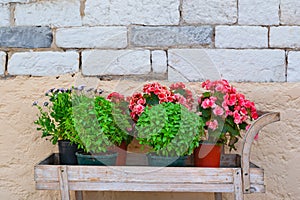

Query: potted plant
73;91;133;166
33;87;84;165
129;82;204;166
195;79;259;167
136;102;204;166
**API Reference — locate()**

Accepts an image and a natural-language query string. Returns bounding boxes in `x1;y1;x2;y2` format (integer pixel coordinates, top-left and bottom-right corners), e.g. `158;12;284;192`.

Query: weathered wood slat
249;184;265;193
36;181;265;193
68;166;234;184
36;166;234;183
241;112;280;194
36;182;235;192
58;166;70;200
233;169;243;200
249;168;264;184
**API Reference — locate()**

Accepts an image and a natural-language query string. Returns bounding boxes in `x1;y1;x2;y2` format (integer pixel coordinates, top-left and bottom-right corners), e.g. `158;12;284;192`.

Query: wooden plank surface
36;165;235;183
37;182;234;192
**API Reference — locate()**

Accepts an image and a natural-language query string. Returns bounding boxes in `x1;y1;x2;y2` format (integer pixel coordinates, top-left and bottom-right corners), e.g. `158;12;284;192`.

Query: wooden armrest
241;111;280;194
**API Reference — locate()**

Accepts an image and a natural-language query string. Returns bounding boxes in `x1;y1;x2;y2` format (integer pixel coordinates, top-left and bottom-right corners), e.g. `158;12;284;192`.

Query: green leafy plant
73;94;133;154
136;102;205;157
33;88;83;147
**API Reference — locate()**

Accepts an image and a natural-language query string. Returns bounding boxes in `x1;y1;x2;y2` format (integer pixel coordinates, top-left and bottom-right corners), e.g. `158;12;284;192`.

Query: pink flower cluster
129;82;194;121
170;82;194;109
107;92;125;103
143;82;175;103
129;82;177;121
199;80;258;131
129;93;146;121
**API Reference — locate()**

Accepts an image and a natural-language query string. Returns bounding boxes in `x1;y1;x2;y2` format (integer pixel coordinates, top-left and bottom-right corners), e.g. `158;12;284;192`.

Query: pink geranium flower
206;120;218;131
201;98;215;109
129;82;194;121
233;110;242;124
213;106;224;116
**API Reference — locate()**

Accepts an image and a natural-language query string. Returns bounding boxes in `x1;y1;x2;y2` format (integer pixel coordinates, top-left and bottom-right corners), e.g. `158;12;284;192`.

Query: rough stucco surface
0;75;299;200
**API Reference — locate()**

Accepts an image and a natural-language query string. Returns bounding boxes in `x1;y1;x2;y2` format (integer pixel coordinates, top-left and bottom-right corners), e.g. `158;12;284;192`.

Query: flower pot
58;140;79;165
108;141;128;166
75;152;118;166
147;153;188;167
116;141;128;166
194;143;221;167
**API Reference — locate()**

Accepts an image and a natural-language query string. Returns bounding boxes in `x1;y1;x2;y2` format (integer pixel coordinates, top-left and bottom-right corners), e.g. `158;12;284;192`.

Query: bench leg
58;166;70;200
214;193;222;200
75;191;83;200
234;169;244;200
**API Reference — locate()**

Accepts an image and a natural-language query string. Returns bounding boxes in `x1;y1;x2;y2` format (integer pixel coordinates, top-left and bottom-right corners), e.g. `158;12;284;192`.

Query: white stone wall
1;1;300;200
0;0;299;82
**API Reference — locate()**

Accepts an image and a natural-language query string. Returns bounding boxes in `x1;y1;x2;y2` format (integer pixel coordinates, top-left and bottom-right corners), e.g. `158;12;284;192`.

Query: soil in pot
194;143;222;167
75;151;118;166
58;140;80;165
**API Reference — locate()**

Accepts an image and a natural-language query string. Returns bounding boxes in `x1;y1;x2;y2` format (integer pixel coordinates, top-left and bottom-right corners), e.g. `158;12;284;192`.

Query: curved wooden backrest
241;111;280;194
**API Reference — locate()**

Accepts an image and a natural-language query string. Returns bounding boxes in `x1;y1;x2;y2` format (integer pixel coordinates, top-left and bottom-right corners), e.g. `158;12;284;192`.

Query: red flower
107;92;124;103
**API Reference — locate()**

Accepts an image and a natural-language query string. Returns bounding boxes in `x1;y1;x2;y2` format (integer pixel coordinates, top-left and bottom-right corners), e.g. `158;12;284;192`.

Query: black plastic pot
58;140;79;165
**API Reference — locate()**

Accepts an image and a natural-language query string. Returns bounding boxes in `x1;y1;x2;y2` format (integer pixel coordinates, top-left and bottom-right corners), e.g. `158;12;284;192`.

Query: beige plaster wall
0;75;299;200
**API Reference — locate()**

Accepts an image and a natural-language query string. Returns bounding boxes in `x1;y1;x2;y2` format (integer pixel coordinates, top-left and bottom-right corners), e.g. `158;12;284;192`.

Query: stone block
84;0;179;25
0;51;6;75
82;50;151;76
280;0;300;25
0;4;10;26
215;26;268;48
182;0;237;24
151;51;167;73
0;0;28;3
287;51;300;82
270;26;300;48
56;27;127;48
131;26;212;47
8;51;79;76
238;0;280;25
168;49;285;82
168;67;189;82
0;27;52;48
15;0;81;27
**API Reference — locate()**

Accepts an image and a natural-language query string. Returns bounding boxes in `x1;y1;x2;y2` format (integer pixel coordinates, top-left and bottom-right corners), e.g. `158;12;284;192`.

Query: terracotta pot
194;143;221;167
108;141;128;166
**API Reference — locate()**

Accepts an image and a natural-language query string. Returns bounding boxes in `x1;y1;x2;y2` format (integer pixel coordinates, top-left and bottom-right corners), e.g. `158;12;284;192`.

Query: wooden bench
34;111;280;200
